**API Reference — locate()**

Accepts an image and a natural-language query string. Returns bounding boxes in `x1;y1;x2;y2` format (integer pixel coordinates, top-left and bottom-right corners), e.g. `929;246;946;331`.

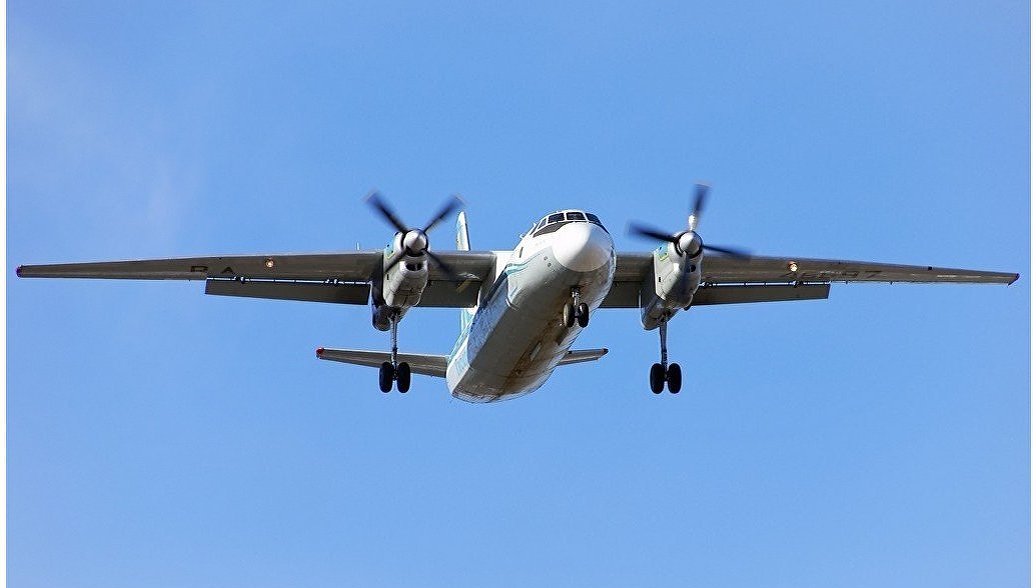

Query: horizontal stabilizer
558;348;608;366
315;348;448;378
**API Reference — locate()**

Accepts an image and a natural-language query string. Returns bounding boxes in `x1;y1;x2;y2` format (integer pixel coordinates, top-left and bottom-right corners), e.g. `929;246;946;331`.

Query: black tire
666;363;682;394
649;363;665;394
379;361;394;393
562;302;575;328
576;303;590;327
396;362;411;393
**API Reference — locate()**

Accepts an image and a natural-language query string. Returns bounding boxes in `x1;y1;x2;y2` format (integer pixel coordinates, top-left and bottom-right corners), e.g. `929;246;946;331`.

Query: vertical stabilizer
456;211;470;251
456;211;475;336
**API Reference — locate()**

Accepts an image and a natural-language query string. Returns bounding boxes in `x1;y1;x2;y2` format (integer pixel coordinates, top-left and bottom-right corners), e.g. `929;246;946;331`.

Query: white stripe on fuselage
446;220;615;403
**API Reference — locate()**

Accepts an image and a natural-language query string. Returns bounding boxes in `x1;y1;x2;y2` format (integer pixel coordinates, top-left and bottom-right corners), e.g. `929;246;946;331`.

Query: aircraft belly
449;249;614;403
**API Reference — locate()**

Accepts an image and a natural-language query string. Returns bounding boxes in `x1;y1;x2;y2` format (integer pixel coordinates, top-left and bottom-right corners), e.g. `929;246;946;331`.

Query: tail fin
456;211;475;335
456;211;470;251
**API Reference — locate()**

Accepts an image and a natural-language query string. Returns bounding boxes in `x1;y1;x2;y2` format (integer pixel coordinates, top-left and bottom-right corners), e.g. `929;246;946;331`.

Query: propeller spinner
628;183;750;259
365;191;465;276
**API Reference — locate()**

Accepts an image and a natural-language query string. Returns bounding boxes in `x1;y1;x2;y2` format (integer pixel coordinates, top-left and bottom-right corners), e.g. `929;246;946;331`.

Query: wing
17;251;497;308
16;252;384;280
602;252;1018;308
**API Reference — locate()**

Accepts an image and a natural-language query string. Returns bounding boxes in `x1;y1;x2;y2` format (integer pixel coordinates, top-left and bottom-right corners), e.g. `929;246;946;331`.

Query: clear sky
8;1;1029;586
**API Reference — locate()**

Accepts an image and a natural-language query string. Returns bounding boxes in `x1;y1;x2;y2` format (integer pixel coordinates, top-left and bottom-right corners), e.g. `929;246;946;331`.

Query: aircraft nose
554;222;612;272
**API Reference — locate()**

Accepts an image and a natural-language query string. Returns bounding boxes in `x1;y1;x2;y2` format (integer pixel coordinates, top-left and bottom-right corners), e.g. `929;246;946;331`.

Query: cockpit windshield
530;210;608;238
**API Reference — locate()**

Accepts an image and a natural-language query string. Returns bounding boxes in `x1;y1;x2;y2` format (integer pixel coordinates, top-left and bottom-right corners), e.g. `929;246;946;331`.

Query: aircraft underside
447;246;614;402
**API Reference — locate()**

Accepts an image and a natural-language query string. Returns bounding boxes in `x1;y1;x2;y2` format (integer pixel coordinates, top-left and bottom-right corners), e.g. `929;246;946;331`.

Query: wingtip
15;265;23;277
315;347;325;358
1009;273;1020;285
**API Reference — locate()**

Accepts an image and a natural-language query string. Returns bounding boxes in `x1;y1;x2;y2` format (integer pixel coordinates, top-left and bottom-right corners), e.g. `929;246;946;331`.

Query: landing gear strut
563;287;590;328
379;314;411;393
650;321;682;394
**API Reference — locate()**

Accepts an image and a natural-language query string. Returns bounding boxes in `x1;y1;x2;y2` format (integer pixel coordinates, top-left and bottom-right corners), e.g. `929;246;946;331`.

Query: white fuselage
446;218;615;402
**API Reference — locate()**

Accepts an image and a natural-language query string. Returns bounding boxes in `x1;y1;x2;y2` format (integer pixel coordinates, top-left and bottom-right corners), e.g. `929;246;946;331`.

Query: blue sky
8;1;1029;586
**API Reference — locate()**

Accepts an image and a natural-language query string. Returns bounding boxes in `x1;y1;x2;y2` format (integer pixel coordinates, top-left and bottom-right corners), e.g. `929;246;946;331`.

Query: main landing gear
562;287;590;328
649;321;682;394
378;314;411;393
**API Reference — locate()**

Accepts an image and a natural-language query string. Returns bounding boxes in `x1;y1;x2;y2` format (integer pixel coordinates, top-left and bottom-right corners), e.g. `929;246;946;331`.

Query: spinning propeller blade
365;191;409;233
628;182;752;259
426;250;463;281
688;183;708;231
701;244;751;258
423;195;464;233
628;222;680;245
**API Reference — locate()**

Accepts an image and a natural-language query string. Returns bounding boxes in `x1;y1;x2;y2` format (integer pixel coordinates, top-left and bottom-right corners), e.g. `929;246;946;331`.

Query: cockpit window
531;210;609;237
585;212;608;233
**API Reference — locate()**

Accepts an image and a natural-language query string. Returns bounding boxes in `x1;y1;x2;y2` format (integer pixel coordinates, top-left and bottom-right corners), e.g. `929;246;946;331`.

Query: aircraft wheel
562;302;575;328
576;303;590;327
666;363;682;394
379;361;394;393
649;363;665;394
396;362;411;393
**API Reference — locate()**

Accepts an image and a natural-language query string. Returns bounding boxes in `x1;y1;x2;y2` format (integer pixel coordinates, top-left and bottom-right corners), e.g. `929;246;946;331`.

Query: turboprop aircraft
17;188;1018;403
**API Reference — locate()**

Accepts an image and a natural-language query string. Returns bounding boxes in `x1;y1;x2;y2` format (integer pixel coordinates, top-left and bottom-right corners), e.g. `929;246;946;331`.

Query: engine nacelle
382;255;429;308
370;300;395;331
640;244;702;330
369;239;430;331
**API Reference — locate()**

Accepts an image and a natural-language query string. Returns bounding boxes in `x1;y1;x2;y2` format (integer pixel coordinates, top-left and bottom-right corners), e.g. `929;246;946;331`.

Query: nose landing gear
649;321;682;394
563;288;591;328
378;314;412;393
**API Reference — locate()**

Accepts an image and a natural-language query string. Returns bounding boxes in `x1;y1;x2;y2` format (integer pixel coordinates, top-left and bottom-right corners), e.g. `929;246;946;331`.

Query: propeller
627;183;751;259
688;182;707;231
365;191;465;278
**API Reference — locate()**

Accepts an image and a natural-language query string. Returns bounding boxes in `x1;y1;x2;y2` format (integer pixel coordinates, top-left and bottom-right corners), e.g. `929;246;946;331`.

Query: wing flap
600;281;640;308
206;278;371;304
691;283;830;305
424;251;497;282
315;348;448;377
416;279;482;307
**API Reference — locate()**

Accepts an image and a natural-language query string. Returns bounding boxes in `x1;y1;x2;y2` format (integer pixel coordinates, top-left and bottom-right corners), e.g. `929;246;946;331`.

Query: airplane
17;187;1018;403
